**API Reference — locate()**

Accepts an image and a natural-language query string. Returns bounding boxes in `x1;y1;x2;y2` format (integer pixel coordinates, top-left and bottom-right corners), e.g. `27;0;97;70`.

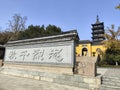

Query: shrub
102;49;120;65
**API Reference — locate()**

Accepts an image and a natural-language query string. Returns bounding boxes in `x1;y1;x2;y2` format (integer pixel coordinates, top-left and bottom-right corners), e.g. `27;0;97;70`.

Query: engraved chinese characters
33;49;45;61
20;50;30;60
49;49;63;62
9;50;17;60
5;46;71;64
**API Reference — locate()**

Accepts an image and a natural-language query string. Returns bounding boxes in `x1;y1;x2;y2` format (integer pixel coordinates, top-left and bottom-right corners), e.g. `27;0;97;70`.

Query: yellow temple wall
76;43;106;57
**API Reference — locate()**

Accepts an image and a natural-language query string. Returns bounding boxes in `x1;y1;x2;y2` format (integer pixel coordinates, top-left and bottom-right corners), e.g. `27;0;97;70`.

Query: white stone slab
5;45;72;65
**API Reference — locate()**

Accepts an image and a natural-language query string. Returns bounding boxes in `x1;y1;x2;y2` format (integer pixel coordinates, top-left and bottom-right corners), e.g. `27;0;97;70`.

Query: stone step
102;76;120;86
57;74;84;83
102;78;120;84
102;81;120;87
1;67;89;89
1;68;85;83
102;76;120;80
100;85;120;90
53;79;89;89
101;75;120;90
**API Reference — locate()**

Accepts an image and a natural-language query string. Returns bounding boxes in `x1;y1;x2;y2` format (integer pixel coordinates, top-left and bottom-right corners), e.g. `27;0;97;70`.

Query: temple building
76;16;106;57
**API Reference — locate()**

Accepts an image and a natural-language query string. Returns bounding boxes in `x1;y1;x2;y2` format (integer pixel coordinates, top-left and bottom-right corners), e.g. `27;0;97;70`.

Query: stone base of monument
0;63;101;90
2;63;73;75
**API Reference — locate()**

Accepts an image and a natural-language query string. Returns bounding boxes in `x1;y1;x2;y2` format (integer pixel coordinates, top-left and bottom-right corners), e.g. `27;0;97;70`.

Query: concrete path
103;68;120;77
0;74;87;90
97;67;120;76
97;68;108;76
0;68;119;90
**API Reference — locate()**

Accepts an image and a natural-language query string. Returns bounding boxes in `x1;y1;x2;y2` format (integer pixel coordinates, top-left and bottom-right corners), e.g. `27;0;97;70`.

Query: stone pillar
0;59;3;66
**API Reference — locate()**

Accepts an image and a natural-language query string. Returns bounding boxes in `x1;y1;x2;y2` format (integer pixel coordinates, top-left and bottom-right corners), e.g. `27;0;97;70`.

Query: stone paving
103;68;120;77
0;68;120;90
99;68;120;90
0;74;88;90
97;68;108;76
97;68;120;76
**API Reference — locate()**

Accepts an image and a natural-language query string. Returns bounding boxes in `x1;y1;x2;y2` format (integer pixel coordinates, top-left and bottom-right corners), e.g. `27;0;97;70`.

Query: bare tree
9;14;27;40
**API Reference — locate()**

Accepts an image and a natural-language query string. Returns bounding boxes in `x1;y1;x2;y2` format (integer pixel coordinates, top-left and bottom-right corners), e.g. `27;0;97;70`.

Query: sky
0;0;120;40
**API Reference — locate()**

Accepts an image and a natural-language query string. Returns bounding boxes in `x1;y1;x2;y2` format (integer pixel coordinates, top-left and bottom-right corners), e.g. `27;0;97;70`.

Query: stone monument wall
4;30;79;74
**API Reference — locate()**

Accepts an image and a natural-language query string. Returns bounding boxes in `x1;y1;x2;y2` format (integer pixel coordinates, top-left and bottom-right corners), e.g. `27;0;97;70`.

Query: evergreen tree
102;25;120;65
18;24;62;40
0;31;12;44
45;24;61;34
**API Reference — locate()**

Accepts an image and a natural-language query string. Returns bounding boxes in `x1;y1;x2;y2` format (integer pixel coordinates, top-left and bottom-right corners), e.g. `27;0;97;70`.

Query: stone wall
4;30;79;74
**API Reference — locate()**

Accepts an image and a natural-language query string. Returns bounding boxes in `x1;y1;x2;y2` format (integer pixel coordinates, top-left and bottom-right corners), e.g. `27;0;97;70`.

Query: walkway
103;68;120;77
0;74;87;90
99;68;120;90
97;68;120;76
0;68;120;90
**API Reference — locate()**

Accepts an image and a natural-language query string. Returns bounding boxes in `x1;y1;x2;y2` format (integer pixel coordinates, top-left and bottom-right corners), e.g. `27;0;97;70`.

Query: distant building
76;16;106;57
91;15;105;42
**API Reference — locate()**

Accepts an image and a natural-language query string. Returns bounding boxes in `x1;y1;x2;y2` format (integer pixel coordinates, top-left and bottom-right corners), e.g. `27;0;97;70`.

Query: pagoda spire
91;15;105;42
96;15;100;24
